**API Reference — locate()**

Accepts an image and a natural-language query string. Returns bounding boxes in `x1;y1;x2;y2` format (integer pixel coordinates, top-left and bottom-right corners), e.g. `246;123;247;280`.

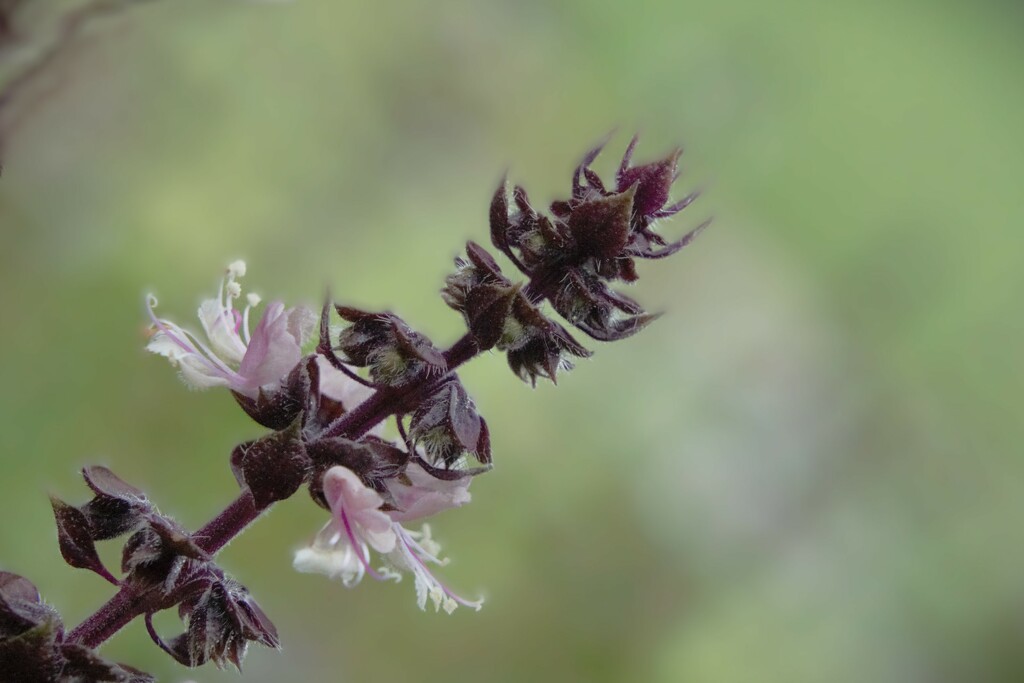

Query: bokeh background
1;0;1022;681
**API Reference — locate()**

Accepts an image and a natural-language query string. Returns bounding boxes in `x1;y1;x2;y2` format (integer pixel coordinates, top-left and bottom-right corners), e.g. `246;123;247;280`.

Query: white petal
198;299;246;364
287;305;318;348
385;462;472;522
322;466;397;553
146;331;190;363
293;544;365;587
178;355;231;391
238;302;303;389
316;357;376;409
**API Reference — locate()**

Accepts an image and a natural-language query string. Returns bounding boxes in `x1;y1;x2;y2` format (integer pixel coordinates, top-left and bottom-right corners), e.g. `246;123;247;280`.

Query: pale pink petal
178;355;232;390
316;357;374;407
239;302;304;389
287;306;318;348
322;466;396;553
315;357;385;438
198;299;246;364
385;462;472;522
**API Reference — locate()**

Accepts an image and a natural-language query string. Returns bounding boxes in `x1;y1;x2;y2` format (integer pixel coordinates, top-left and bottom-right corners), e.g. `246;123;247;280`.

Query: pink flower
314;356;375;410
384;462;472;522
293;465;481;613
146;261;315;398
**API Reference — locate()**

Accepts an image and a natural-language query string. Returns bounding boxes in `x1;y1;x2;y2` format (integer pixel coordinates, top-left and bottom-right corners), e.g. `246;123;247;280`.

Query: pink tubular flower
293;464;481;614
146;261;316;398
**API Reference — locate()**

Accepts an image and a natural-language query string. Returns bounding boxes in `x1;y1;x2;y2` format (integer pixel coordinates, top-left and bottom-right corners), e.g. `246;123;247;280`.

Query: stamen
177;328;248;383
215;273;243;349
227;260;247;279
243;293;262;343
146;295;200;357
397;525;482;610
218;276;229;310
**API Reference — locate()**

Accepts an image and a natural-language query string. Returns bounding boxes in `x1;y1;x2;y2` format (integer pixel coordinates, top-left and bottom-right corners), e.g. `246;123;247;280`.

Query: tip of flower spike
227;260;247;278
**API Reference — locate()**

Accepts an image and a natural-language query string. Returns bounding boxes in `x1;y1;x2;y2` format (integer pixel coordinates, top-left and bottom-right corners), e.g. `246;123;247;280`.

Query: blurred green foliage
1;0;1022;681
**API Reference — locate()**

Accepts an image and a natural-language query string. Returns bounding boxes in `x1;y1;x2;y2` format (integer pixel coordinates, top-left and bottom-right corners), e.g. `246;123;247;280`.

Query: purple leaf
567;187;635;259
50;496;118;585
81;466;145;501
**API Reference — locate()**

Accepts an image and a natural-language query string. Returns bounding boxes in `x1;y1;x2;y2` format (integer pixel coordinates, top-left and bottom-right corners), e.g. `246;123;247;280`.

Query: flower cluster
445;136;705;385
9;136;704;681
490;136;707;344
145;264;487;615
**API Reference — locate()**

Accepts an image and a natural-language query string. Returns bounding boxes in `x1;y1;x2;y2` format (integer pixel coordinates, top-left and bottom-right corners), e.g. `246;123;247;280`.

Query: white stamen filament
242;293;261;345
396;525;482;610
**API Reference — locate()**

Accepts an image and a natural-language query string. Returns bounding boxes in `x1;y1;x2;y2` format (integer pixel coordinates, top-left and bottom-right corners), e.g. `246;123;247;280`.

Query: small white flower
293;525;368;588
293;465;482;613
146;262;316;398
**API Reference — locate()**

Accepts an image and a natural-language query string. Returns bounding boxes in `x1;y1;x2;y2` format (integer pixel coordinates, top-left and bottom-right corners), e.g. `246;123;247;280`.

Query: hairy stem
65;587;136;649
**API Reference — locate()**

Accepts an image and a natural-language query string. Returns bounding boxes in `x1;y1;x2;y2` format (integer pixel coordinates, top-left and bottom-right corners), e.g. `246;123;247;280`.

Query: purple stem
66;331;482;650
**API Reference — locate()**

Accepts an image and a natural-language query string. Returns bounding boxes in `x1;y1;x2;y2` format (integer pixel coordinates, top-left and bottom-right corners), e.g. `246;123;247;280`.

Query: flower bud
121;516;209;594
157;577;278;670
505;321;591;386
334;306;446;386
409;380;490;467
229;418;309;510
551;268;660;342
566;186;634;259
616;138;682;219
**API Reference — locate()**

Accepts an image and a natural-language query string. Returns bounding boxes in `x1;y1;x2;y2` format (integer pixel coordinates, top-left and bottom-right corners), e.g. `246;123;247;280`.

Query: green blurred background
1;0;1022;681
